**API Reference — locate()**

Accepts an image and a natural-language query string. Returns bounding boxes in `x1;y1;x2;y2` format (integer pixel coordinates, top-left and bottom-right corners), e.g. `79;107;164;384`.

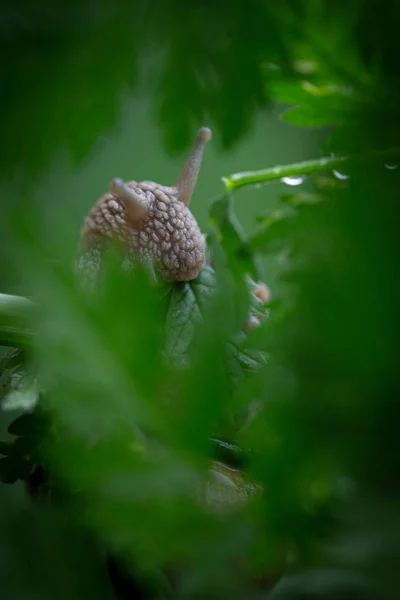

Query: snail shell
77;128;212;285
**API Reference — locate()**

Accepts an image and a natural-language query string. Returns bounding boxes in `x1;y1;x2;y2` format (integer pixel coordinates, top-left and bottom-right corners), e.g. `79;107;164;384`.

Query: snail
76;127;212;286
76;126;271;330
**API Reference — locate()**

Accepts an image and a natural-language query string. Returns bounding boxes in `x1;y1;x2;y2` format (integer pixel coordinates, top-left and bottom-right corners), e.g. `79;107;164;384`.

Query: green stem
222;147;400;191
0;294;35;349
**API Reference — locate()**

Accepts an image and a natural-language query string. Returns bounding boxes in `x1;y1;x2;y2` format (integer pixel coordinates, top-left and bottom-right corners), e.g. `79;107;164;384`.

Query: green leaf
281;105;340;127
269;74;356;130
0;457;20;484
268;79;312;105
208;193;261;282
0;440;16;457
207;193;267;345
0;294;35;348
1;7;140;178
0;1;292;178
249;191;331;257
7;412;47;436
227;338;267;386
0;326;34;350
0;454;34;484
249;210;297;254
165;267;217;362
165;266;266;385
0;436;37;457
280;192;326;207
0;493;114;599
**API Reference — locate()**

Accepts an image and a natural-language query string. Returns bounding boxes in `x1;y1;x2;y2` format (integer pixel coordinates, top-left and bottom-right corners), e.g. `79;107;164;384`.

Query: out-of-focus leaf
280;191;326;207
7;411;47;436
0;457;21;484
268;569;369;600
0;440;16;456
2;375;40;411
1;2;400;598
273;80;398;159
0;405;49;485
0;494;114;600
153;0;289;152
0;294;36;349
0;0;293;179
249;190;332;260
0;3;140;177
249;210;297;255
281;105;340;128
270;76;357;129
0;437;35;483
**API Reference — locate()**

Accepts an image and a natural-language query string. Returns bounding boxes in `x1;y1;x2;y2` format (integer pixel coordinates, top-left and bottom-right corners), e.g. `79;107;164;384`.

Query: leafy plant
1;1;400;599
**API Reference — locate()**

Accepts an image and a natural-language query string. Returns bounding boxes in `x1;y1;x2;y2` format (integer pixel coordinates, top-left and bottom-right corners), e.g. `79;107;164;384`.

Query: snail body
77;128;212;285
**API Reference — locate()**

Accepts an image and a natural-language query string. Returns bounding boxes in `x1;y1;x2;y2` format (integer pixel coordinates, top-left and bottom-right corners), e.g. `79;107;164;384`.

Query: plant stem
0;294;35;349
222;147;400;191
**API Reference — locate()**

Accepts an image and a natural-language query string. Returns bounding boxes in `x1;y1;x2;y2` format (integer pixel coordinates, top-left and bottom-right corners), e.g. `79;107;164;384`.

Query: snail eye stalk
175;127;212;207
109;178;148;225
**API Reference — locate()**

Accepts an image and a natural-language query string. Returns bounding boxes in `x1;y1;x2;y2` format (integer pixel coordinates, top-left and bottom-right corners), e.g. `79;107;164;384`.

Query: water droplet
333;169;350;180
384;163;398;170
281;175;304;186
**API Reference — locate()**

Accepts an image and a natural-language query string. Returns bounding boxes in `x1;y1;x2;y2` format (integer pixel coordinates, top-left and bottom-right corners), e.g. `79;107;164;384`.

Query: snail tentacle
109;178;148;225
175;127;212;207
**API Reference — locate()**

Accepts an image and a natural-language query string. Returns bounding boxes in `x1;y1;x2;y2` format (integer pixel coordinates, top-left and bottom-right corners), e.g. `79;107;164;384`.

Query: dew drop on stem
281;175;305;186
333;169;350;180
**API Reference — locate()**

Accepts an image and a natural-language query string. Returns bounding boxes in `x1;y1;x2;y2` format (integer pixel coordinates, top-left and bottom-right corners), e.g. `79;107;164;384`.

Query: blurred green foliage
1;0;400;598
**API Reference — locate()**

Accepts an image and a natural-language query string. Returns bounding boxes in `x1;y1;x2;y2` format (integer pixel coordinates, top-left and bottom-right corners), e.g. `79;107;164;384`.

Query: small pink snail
77;128;212;285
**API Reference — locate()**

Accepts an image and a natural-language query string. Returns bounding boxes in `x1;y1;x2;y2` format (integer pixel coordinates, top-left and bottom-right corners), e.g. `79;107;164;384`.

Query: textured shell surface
80;180;206;282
